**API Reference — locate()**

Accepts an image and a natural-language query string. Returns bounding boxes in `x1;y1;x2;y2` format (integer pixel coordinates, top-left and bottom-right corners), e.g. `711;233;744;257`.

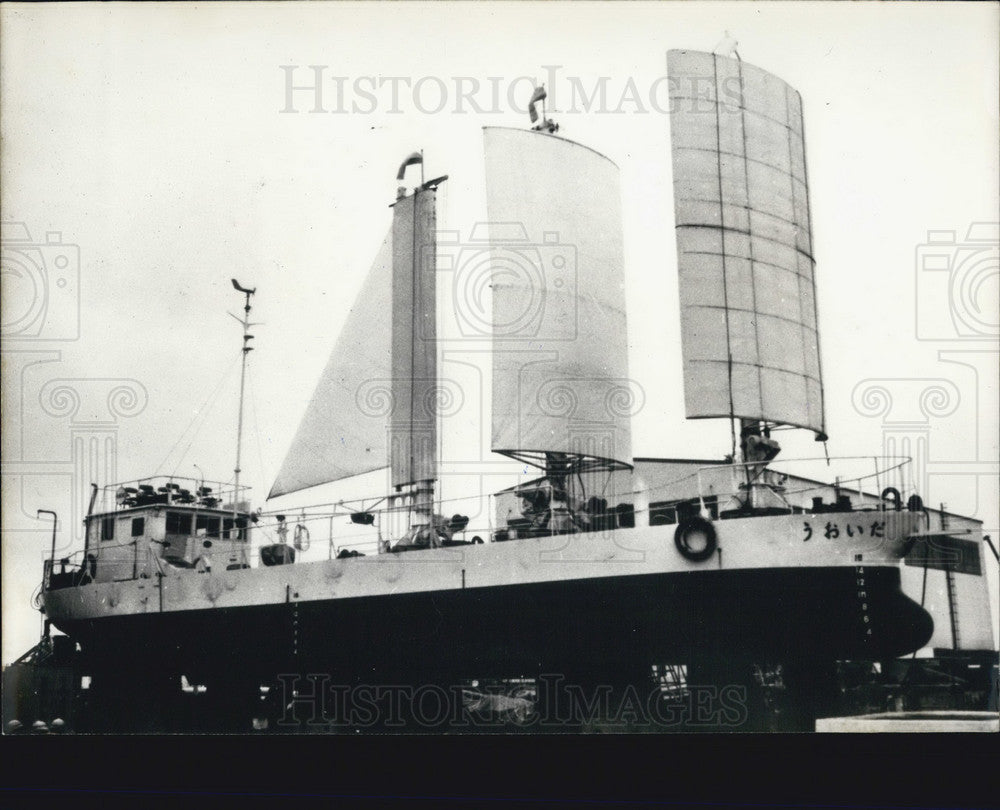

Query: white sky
2;1;997;664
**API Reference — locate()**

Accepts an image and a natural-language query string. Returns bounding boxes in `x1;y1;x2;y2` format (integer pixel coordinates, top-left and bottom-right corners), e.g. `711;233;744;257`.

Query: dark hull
62;566;931;683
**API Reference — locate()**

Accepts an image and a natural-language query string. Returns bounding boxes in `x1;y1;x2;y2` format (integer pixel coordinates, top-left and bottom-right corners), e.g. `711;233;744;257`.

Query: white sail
667;49;826;436
268;229;392;498
390;187;438;489
484;127;633;469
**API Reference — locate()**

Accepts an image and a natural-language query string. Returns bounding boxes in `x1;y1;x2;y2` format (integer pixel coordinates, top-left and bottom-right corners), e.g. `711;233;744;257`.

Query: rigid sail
483;127;634;473
667;50;826;441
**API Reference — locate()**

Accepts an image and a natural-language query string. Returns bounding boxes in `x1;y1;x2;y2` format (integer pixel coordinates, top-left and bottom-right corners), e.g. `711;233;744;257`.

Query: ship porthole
674;517;717;563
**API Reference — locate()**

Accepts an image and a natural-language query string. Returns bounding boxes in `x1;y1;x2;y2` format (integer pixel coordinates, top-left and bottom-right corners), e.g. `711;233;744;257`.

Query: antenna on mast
396;151;423;199
231;278;256;519
713;30;741;61
528;85;558;134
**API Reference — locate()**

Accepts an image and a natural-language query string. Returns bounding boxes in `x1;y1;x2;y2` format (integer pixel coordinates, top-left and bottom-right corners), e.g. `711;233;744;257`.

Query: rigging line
734;56;766;431
410;188;418;488
155;352;242;477
165;360;240;476
258;453;905;518
599;470;613;498
712;55;737;461
432;195;443;520
169;352;244;480
246;355;271;495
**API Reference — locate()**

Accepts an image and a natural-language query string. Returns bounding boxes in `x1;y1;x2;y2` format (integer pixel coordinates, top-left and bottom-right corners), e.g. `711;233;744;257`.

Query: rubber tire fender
674;516;718;563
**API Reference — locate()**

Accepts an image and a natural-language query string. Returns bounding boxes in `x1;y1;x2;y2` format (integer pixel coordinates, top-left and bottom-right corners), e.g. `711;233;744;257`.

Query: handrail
47;456;932;584
242;456;921;548
91;474;254;517
83;457;919;535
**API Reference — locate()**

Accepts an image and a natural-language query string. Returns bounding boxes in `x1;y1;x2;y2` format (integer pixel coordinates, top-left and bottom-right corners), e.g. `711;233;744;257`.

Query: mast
391;153;447;537
231;278;256;517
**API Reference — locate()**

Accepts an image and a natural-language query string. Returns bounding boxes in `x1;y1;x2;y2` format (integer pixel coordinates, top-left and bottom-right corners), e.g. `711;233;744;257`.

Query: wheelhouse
48;477;255;588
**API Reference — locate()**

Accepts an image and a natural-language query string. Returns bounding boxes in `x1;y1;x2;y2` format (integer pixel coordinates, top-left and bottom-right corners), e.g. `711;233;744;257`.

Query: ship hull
44;510;934;730
60;565;930;682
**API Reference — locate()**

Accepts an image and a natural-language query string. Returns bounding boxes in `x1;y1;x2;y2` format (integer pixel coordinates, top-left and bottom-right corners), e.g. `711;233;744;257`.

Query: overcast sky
2;1;997;664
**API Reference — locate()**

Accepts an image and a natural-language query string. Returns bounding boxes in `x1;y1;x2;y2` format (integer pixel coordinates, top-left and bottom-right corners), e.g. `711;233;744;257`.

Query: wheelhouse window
101;517;115;541
131;517;146;537
196;515;221;538
223;517;247;541
166;511;193;535
649;502;678;527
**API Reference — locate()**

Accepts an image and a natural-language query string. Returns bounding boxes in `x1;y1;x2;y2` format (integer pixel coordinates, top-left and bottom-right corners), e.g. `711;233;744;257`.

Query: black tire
880;487;902;511
674;516;717;563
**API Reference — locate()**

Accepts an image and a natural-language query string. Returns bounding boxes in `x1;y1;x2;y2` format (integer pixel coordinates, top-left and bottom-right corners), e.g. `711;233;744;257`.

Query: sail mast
230;278;256;516
390;153;447;532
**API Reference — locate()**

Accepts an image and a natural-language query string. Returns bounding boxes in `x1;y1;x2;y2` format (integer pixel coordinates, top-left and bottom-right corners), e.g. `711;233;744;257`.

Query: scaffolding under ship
27;50;996;732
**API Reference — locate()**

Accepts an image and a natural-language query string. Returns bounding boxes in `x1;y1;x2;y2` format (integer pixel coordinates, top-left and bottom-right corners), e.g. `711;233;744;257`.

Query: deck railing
92;475;252;516
47;457;924;587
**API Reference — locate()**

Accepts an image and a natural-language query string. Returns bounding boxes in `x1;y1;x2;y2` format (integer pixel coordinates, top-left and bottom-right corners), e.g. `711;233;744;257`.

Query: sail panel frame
668;48;826;437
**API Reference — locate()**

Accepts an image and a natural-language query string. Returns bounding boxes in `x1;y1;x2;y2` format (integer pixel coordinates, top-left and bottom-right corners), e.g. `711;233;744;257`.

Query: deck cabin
47;477;254;588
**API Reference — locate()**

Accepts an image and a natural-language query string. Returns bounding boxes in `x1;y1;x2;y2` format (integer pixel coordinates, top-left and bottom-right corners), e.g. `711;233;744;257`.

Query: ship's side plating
45;509;932;679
